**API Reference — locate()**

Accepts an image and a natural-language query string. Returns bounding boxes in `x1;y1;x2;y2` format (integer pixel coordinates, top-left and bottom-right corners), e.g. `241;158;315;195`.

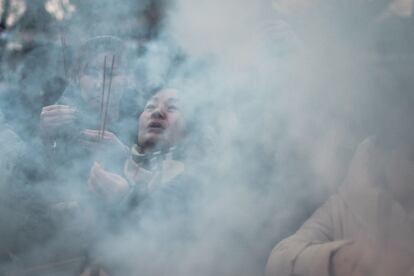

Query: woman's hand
333;242;414;276
40;104;77;139
81;129;129;158
88;162;130;204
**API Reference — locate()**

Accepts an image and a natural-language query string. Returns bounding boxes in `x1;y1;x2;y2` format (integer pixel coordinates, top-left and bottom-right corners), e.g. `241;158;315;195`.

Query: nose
151;105;166;119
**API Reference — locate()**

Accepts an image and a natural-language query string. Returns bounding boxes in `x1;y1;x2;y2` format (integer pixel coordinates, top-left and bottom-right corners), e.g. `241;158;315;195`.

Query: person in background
266;46;414;276
0;43;68;143
2;36;135;276
39;35;133;189
266;134;414;276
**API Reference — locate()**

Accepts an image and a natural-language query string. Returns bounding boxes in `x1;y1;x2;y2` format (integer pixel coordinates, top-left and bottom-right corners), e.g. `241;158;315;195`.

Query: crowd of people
0;0;413;275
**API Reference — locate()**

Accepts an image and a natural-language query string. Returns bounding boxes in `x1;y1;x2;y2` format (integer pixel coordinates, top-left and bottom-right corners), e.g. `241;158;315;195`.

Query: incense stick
101;55;115;140
99;56;107;140
60;33;68;79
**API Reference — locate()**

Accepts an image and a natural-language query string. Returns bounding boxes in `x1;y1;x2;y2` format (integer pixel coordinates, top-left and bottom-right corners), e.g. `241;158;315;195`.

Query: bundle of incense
99;55;115;140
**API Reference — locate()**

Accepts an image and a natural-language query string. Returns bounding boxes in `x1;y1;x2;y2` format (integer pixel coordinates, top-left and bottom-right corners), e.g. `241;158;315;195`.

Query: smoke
89;0;369;275
0;0;412;275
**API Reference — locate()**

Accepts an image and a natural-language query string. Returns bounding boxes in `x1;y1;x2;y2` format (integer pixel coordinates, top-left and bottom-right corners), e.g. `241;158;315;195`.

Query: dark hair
19;44;69;107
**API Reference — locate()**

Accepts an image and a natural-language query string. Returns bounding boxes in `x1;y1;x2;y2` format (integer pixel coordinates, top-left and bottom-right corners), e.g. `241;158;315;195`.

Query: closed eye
145;104;156;110
168;105;179;111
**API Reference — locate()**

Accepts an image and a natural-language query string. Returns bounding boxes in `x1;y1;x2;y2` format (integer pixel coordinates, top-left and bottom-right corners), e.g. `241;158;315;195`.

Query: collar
131;144;179;171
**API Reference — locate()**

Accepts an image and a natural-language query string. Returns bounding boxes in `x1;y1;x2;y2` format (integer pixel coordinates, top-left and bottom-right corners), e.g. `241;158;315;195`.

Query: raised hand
40;104;77;139
88;162;129;204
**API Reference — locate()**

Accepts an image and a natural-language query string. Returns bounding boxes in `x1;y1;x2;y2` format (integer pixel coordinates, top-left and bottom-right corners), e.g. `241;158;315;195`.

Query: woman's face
79;52;127;111
138;89;186;151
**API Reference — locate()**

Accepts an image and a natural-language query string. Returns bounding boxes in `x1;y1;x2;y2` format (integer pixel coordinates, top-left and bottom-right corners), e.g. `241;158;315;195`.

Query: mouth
147;121;165;132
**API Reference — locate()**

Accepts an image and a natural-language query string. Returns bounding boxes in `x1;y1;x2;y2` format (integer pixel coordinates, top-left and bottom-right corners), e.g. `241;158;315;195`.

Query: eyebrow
147;97;179;103
148;97;159;104
166;98;179;104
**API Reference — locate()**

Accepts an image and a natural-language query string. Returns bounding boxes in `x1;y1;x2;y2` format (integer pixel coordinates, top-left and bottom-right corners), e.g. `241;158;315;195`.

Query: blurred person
266;72;414;276
0;43;68;143
1;36;135;276
39;35;134;189
266;136;414;276
265;7;414;273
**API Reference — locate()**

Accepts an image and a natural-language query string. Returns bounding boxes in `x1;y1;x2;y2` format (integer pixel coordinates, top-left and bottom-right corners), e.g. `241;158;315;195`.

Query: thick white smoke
0;0;410;275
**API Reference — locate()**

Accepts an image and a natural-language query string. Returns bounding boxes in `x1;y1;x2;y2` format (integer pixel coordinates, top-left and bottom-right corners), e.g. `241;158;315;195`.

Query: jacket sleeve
265;195;351;276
